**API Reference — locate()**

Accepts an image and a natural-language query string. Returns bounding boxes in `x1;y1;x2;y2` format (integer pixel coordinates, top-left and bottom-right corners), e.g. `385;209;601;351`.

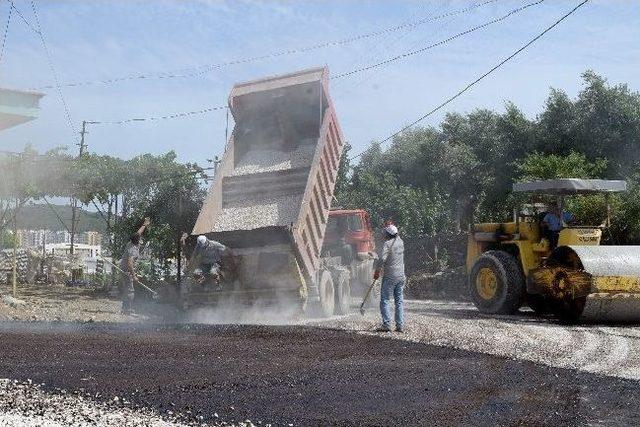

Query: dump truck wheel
351;259;375;298
312;270;335;318
334;269;351;315
468;250;525;314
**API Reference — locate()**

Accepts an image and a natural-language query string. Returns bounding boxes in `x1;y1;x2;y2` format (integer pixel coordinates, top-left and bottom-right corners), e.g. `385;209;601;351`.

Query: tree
340;70;640;244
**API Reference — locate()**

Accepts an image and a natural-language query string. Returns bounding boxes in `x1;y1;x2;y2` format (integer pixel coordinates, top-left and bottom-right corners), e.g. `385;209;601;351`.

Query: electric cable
333;0;544;80
31;0;500;90
0;0;12;64
348;0;590;162
29;0;77;138
87;105;228;125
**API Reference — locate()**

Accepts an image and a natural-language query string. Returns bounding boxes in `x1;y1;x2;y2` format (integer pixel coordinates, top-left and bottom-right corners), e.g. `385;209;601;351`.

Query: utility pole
207;155;221;175
70;121;88;258
177;189;183;287
12;199;17;297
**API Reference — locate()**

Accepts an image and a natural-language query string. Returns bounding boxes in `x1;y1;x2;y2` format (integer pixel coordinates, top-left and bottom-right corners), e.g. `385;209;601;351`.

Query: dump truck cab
323;209;375;259
467;179;636;321
322;208;376;297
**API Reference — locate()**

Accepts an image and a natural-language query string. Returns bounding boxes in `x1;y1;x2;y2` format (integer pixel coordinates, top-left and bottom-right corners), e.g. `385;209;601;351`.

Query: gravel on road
312;299;640;381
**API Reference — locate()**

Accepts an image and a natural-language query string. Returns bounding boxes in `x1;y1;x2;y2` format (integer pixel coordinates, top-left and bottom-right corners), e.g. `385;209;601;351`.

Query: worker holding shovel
374;222;406;333
119;217;151;316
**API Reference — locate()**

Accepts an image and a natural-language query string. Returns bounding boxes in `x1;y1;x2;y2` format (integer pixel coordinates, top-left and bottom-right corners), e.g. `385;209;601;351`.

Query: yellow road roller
467;178;640;322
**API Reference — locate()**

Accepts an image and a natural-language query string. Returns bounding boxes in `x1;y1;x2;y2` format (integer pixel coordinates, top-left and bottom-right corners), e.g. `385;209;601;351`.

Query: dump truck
467;178;640;322
186;67;358;317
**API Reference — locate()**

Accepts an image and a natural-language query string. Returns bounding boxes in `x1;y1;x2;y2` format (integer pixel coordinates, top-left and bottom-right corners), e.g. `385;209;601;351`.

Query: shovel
359;278;379;316
99;255;160;300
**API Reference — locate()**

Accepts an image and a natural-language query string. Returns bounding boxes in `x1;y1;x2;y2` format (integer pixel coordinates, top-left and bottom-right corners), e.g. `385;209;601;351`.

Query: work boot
375;325;391;333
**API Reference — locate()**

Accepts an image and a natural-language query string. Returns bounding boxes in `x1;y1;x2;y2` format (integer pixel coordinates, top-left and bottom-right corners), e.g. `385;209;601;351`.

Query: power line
0;0;12;64
333;0;544;80
349;0;590;162
333;3;462;98
29;0;77;139
332;1;448;93
87;105;228;125
31;0;500;90
6;0;38;35
80;1;537;128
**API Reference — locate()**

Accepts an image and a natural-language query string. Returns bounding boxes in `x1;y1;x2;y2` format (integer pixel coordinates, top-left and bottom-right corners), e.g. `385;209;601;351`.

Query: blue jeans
380;277;404;328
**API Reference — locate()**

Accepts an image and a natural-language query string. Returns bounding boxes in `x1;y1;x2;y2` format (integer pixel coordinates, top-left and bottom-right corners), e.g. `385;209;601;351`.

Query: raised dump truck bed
189;67;347;315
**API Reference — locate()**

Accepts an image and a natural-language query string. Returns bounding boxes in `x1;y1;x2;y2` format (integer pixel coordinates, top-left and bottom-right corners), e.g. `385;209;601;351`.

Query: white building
46;243;102;259
16;229;102;248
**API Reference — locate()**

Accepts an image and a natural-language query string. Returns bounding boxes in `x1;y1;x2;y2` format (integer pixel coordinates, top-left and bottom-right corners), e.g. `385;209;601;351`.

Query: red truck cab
323;209;375;258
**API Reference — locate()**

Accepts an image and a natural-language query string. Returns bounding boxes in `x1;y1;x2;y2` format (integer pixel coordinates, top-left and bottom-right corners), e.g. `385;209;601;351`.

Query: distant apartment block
15;229;102;248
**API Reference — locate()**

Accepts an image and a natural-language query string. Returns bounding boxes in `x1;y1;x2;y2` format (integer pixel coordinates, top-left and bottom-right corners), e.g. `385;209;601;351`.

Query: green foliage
0;148;206;276
0;230;16;249
517;151;608;181
340;71;640;243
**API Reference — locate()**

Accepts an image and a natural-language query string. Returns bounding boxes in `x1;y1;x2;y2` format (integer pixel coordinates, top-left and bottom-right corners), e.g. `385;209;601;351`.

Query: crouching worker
119;217;150;315
374;223;406;333
181;233;235;289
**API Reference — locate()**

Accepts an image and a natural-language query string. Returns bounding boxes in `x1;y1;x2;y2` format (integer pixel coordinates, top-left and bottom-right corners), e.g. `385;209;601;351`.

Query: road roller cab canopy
513;179;627;195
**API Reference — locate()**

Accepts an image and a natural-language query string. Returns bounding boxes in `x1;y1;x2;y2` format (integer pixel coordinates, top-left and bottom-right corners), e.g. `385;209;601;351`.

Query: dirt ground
0;283;177;323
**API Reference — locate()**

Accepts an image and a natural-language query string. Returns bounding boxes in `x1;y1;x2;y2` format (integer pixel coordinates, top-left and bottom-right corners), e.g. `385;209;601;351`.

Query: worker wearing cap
119;217;150;316
182;233;232;288
374;223;406;333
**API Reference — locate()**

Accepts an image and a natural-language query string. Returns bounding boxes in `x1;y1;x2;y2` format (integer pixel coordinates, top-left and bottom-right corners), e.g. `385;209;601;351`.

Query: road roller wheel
527;294;550;315
552;297;586;324
468;250;525;314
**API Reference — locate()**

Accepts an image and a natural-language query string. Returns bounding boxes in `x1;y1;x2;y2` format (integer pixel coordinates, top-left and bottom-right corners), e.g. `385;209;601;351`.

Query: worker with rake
119;217;151;316
374;222;406;333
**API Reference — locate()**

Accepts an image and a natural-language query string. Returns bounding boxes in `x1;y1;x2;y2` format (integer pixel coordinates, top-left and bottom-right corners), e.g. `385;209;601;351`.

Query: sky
0;0;638;167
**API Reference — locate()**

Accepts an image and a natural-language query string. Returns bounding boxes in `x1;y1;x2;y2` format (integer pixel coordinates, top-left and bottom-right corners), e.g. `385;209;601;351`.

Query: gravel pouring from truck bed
2;322;640;426
231;145;315;176
213;194;302;231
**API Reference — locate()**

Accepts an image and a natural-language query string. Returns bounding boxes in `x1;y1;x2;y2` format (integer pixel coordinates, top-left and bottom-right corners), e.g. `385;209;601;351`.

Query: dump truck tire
351;259;375;298
334;269;351;315
311;270;335;318
469;250;525;314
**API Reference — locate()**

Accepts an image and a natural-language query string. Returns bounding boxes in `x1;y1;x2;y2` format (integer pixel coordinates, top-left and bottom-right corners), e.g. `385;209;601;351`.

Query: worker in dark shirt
181;233;233;288
119;217;150;315
542;205;575;248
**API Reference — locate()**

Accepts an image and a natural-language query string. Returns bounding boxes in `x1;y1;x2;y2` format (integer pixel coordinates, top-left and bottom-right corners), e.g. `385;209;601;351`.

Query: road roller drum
529;246;640;322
